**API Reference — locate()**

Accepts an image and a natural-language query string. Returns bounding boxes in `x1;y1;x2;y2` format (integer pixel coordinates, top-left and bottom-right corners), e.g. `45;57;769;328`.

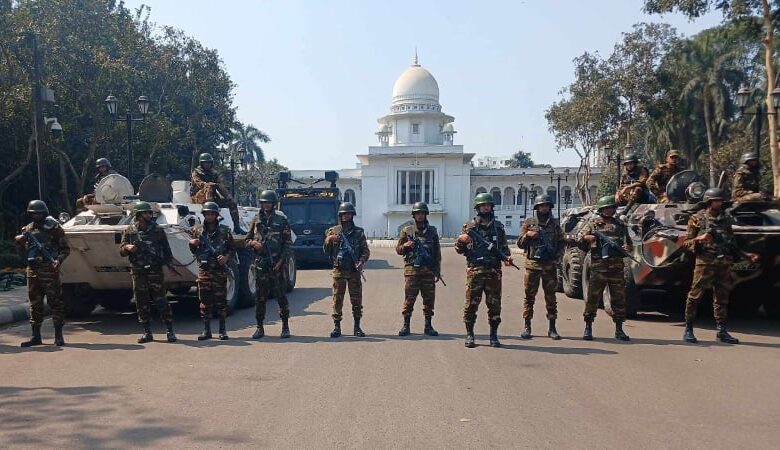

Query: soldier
189;202;235;341
455;193;514;348
119;202;177;344
616;153;652;211
577;195;632;341
191;153;244;234
732;152;777;203
646;149;683;203
76;158;118;211
14;200;70;347
323;202;370;338
396;201;442;337
681;188;760;344
517;195;564;340
245;190;293;339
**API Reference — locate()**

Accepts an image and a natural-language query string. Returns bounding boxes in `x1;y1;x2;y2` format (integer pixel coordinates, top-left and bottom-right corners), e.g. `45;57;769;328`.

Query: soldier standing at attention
245;190;293;339
682;188;759;344
396;201;442;337
732;152;777;203
323;202;370;338
517;195;564;340
119;202;177;344
191;153;244;234
76;158;118;211
577;195;632;341
455;193;514;348
15;200;70;347
647;149;683;203
616;153;652;210
189;202;235;341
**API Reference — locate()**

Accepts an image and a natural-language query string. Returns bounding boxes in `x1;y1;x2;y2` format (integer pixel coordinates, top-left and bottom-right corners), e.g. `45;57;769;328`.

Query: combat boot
165;321;177;343
280;318;290;339
520;318;532;339
615;322;630;341
54;324;65;346
330;320;342;338
398;316;411;336
683;321;697;343
20;324;43;348
252;324;265;339
583;320;593;341
489;322;501;347
548;319;561;340
464;322;475;348
353;316;365;337
198;320;212;341
137;322;153;344
218;319;229;340
424;317;439;337
716;323;739;344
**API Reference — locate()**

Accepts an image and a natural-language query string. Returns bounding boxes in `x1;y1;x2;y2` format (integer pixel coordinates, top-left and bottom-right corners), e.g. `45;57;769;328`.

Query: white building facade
291;59;602;237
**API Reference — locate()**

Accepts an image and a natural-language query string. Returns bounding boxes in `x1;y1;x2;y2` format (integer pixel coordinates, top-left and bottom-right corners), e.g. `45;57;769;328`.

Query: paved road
1;247;779;448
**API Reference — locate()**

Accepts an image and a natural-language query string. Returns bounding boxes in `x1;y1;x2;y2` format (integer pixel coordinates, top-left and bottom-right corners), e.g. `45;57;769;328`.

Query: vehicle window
283;203;307;225
310;203;337;225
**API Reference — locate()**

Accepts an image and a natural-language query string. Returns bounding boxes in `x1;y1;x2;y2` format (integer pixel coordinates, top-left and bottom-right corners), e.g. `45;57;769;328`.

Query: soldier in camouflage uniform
396;201;442;337
517;195;564;340
577;195;632;341
14;200;70;347
682;188;760;344
647;149;683;203
455;193;514;348
119;202;177;344
616;153;652;210
189;202;235;341
191;153;244;233
76;158;118;211
246;190;293;339
323;202;370;338
732;152;777;203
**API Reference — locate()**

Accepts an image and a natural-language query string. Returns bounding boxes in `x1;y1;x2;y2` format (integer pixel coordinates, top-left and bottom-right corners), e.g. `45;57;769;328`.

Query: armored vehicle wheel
762;293;780;319
562;247;584;299
237;248;256;308
604;264;640;319
581;253;592;305
63;284;97;318
98;290;133;311
285;253;297;293
225;259;240;314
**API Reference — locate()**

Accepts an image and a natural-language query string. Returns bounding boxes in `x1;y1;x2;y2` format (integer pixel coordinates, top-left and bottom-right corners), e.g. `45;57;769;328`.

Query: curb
0;302;30;326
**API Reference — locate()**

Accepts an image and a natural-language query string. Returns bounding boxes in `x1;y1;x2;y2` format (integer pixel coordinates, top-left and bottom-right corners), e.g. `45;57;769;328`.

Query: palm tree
231;122;271;166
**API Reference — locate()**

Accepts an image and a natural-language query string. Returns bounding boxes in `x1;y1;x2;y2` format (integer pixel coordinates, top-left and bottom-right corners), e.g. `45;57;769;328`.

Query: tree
507;150;535;168
234;158;287;206
231;121;270;166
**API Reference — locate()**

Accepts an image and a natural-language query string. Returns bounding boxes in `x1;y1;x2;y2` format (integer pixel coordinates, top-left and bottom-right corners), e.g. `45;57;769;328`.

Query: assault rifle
592;230;640;264
704;222;745;260
340;231;366;281
23;231;57;267
411;237;446;286
129;232;181;275
466;228;520;270
255;223;276;273
530;225;557;262
197;231;229;273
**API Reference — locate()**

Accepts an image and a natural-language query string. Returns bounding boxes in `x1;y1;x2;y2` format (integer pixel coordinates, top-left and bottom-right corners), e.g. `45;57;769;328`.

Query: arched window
562;186;573;206
490;187;502;205
503;187;515;206
547;187;557;205
344;189;356;207
475;186;487;195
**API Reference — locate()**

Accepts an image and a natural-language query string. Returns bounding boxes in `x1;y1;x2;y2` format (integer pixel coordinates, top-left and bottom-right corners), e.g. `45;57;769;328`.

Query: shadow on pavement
486;341;619;355
227;334;387;344
364;259;398;270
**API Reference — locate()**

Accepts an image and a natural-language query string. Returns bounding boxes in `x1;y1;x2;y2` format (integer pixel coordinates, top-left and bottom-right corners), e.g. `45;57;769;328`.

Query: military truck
276;170;341;266
58;173;296;317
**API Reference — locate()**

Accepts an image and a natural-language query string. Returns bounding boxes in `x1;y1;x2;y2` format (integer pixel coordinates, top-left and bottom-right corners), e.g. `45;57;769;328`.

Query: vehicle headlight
687;182;706;202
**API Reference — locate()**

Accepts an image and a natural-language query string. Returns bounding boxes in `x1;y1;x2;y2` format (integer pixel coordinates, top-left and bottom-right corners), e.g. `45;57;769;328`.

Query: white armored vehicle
58;173;296;317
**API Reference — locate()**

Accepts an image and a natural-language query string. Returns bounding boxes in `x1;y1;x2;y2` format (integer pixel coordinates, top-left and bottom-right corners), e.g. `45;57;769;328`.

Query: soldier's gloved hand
328;234;341;244
51;260;60;270
457;233;472;246
355;261;365;272
189;238;200;247
14;234;25;243
124;244;138;254
403;240;415;250
746;252;760;263
582;235;597;244
249;240;263;251
273;260;284;272
525;230;538;239
695;233;712;243
217;255;228;266
503;256;514;267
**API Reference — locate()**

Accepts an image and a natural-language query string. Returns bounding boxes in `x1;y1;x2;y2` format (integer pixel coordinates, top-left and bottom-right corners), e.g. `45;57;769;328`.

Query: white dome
392;64;439;105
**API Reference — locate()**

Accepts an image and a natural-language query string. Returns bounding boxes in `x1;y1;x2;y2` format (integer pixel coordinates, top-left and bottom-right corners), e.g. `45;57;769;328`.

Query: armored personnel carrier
58;173;296;317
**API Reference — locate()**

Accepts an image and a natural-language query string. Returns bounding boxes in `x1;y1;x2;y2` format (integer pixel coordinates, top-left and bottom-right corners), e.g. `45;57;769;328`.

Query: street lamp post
549;168;570;220
105;94;150;184
518;183;528;218
735;85;780;169
218;144;247;199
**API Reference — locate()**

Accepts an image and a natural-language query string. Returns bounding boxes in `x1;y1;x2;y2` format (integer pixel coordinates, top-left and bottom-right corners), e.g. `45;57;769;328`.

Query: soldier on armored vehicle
191;153;244;234
616;153;654;212
647;149;683;203
732;152;779;204
76;158;118;211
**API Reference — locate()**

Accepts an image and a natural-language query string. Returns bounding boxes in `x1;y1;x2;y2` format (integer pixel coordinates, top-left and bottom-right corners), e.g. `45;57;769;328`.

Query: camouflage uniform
190;167;238;212
618;165;650;207
120;220;174;323
246;211;293;323
732;164;763;203
517;215;564;320
647;163;682;203
577;216;632;323
323;224;370;321
16;218;70;326
191;223;235;320
396;222;441;319
455;218;509;326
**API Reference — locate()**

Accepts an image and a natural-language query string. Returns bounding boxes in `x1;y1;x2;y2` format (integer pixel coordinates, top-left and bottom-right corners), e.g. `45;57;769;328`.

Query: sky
123;0;723;170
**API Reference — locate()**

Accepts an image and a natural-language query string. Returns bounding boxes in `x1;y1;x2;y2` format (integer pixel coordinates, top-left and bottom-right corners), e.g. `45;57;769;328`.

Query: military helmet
596;195;617;211
132;201;153;216
472;192;494;209
411;201;429;215
202;202;220;213
533;195;554;210
667;149;681;158
26;200;49;214
703;187;726;203
740;152;758;164
623;153;639;164
199;153;214;163
95;157;112;169
258;189;278;203
338;202;356;215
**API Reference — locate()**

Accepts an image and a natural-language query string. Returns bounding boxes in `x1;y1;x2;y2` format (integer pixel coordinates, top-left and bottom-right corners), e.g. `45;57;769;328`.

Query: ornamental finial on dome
413;47;419;66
